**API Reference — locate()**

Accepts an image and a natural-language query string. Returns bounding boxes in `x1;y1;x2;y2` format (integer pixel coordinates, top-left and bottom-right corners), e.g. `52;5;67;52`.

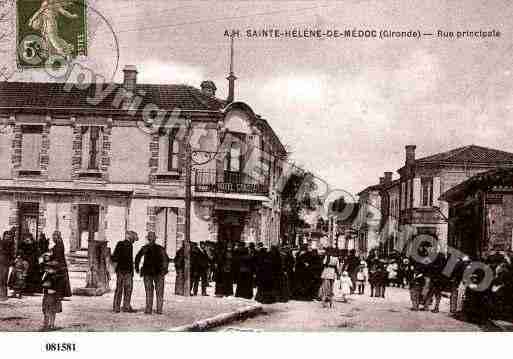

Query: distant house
355;182;382;257
441;167;513;258
397;144;513;253
356;144;513;256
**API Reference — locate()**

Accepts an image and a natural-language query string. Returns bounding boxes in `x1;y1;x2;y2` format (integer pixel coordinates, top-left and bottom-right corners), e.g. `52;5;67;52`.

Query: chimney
384;171;393;184
405;145;416;166
379;176;385;185
200;80;217;97
123;65;137;92
226;35;237;103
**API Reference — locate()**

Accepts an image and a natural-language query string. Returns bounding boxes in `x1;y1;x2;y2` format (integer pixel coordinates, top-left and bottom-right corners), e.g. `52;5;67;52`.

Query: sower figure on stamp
28;0;79;59
111;231;138;313
135;232;170;315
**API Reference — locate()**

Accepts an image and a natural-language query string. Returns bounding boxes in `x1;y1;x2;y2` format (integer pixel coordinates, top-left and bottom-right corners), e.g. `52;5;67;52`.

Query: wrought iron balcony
194;170;269;195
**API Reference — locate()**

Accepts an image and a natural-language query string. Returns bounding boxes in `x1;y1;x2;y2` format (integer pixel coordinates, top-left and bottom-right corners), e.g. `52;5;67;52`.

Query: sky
4;0;513;199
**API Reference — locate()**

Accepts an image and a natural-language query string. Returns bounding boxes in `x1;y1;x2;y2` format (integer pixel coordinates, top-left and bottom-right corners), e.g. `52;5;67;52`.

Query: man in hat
112;231;138;313
191;241;210;296
135;231;170;314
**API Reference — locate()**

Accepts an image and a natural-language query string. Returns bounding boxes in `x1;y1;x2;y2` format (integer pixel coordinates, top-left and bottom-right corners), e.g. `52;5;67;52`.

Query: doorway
18;202;39;242
217;211;245;243
78;204;99;250
155;207;178;259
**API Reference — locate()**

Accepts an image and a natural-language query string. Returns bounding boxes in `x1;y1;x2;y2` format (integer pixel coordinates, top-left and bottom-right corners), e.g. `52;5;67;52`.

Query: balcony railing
194;170;269;195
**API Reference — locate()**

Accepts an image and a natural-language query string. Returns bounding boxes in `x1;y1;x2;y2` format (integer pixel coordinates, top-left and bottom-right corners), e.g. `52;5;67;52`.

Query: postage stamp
16;0;87;68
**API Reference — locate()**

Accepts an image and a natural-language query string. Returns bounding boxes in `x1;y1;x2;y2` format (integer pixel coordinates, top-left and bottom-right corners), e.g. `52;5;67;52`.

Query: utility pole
183;118;192;297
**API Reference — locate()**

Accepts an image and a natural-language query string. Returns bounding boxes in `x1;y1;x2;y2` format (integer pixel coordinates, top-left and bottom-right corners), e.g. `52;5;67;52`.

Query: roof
357;183;382;196
0;81;226;112
357;178;399;196
440;167;513;202
415;145;513;165
381;178;400;190
0;80;289;157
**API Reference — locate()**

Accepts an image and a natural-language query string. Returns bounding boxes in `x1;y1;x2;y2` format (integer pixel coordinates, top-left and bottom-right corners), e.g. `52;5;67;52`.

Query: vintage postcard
0;0;512;356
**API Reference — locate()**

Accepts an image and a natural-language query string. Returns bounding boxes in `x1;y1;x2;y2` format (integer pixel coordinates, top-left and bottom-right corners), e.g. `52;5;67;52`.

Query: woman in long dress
28;0;78;58
48;231;72;299
0;230;15;300
319;249;339;308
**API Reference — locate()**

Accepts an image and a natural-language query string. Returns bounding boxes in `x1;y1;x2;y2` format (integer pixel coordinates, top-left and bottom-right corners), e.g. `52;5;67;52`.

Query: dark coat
293;250;311;299
135;243;169;277
0;239;15;266
214;245;234;296
235;248;254;299
112;240;134;274
49;241;72;298
16;240;41;293
191;246;210;275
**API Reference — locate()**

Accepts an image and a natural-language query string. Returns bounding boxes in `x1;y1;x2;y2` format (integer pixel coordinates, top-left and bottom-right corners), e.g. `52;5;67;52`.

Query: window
421;177;433;207
223;132;245;173
81;126;103;170
159;128;180;171
226;141;241;172
21;125;42;170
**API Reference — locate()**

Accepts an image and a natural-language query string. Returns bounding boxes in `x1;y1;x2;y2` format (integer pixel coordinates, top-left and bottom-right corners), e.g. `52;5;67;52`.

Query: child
11;255;29;298
41;255;62;331
339;271;353;303
409;272;426;311
356;262;368;295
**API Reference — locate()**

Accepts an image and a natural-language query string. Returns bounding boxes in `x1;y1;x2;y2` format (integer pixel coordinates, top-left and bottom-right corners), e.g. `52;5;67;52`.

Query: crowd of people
170;241;418;306
3;226;513;329
404;242;513;324
0;228;71;330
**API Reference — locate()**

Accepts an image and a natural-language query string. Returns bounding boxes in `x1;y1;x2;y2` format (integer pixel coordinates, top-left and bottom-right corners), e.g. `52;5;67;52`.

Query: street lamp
183;117;228;296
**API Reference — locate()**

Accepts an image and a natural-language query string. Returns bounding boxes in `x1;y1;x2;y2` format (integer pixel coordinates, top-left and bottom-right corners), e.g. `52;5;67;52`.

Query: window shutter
177;134;185;172
21;132;41;170
81;127;90;170
171;135;179;170
432;177;440;206
159;134;169;171
95;127;103;169
239;134;247;173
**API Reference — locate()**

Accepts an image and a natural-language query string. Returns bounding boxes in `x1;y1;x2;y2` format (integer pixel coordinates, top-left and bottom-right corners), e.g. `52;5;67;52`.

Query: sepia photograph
1;0;513;355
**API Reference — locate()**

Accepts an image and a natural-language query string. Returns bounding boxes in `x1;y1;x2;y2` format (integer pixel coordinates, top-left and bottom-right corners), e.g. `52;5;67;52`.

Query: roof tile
0;81;226;112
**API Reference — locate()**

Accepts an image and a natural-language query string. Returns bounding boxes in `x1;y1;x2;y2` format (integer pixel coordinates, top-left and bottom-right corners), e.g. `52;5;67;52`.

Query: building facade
442;167;513;259
0;66;287;269
379;175;400;257
354;183;382;257
397;145;513;253
355;145;513;257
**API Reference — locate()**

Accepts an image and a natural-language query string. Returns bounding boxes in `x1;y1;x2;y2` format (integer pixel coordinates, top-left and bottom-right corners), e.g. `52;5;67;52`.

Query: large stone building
442;167;513;258
397;144;513;253
354;182;382;257
355;145;513;256
0;65;287;269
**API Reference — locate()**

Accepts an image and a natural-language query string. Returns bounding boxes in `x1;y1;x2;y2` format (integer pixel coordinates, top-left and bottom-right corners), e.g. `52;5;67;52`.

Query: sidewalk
0;272;261;332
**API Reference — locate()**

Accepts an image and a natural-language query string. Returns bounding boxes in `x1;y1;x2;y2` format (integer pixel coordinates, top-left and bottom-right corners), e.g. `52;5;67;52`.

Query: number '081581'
45;343;77;352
